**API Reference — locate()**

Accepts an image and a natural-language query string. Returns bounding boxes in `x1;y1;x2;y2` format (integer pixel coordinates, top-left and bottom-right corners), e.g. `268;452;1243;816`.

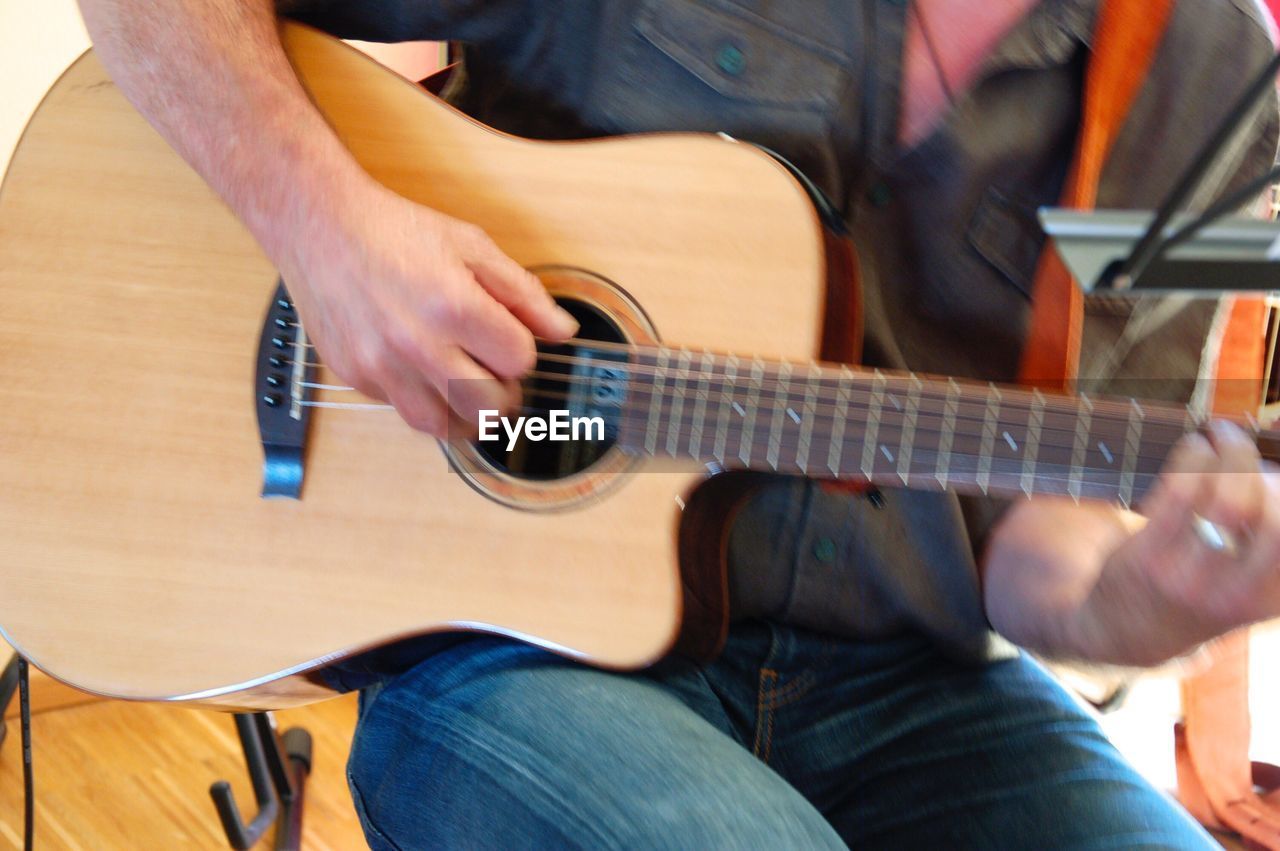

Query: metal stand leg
0;653;19;749
210;711;313;850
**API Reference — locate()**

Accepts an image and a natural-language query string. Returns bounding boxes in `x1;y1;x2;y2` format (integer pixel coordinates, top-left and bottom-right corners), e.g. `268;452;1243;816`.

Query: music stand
1040;208;1280;295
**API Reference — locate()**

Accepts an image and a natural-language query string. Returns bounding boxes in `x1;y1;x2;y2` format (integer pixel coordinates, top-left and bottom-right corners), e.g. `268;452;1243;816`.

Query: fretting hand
1107;420;1280;638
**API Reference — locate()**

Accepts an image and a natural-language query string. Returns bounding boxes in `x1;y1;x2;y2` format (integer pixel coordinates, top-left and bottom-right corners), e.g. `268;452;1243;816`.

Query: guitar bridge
254;280;315;499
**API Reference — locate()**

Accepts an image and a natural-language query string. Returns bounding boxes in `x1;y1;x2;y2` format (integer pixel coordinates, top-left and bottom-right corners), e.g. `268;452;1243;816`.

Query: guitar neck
610;346;1277;507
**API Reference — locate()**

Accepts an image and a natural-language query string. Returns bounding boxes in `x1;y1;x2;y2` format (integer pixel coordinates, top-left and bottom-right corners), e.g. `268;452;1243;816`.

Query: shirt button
867;182;893;208
715;43;746;76
812;537;838;564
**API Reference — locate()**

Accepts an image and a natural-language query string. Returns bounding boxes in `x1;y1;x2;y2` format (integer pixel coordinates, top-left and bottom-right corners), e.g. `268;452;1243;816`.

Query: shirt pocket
964;185;1049;300
588;0;850;138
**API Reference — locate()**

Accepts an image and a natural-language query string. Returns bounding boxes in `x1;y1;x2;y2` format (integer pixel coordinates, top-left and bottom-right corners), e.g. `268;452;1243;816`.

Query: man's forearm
984;498;1212;667
77;0;367;266
77;0;576;436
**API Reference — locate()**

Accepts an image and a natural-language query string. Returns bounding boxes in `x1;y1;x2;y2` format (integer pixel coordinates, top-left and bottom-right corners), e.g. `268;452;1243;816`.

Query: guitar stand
1;656;314;849
0;652;19;748
210;712;313;850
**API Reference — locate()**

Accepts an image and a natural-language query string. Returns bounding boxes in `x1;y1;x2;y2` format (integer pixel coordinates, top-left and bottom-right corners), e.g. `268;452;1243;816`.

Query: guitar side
0;25;840;708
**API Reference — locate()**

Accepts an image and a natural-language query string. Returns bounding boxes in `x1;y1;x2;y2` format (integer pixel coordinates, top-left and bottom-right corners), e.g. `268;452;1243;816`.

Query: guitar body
0;26;850;707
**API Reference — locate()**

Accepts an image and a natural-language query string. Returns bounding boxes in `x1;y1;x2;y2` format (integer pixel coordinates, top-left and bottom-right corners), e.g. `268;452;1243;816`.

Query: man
77;0;1280;847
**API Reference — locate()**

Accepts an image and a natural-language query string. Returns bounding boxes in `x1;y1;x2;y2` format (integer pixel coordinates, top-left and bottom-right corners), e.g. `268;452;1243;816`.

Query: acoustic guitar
0;24;1272;710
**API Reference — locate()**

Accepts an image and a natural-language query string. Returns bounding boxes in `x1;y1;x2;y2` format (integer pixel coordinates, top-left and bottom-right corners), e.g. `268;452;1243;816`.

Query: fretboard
611;346;1271;507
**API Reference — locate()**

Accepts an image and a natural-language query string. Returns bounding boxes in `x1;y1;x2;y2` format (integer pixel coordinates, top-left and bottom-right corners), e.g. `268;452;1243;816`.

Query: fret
977;383;1001;495
1185;403;1205;431
1119;399;1145;509
714;355;738;465
1020;390;1046;497
644;347;669;455
766;363;792;470
935;378;960;489
688;350;714;459
897;374;924;485
664;348;692;458
1067;395;1094;503
827;365;853;477
738;358;765;466
1245;409;1261;438
795;364;819;473
861;370;887;479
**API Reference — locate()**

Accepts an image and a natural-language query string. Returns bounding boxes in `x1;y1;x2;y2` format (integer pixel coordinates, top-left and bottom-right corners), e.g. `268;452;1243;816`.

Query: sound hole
474;298;628;480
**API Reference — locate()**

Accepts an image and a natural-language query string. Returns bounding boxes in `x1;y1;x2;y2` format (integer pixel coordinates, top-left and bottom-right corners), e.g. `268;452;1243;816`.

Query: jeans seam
753;668;779;763
347;769;408;851
764;670;817;707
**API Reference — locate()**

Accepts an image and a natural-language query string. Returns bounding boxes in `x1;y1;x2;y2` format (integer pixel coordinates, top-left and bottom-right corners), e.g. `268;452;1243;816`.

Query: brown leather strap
1176;296;1280;849
1178;633;1280;849
1017;0;1175;390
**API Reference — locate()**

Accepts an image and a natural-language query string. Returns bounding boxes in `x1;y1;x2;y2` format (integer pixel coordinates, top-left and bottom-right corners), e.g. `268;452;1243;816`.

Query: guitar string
302;378;1162;471
277;340;1218;491
291;400;1176;496
298;392;1193;477
297;361;1217;464
284;332;1258;443
288;335;1209;425
292;324;1238;438
290;382;1169;492
295;348;1212;439
291;343;1221;468
280;338;1269;471
608;406;1180;478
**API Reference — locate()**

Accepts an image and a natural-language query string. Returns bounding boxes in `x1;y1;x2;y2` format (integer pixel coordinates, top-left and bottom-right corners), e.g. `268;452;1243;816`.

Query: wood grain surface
0;24;826;705
0;695;365;850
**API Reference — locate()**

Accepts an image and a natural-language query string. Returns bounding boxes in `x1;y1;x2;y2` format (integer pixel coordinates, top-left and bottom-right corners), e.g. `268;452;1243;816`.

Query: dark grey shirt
289;0;1279;666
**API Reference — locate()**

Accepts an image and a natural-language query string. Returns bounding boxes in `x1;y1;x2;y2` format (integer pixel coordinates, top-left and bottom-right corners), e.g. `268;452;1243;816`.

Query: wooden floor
0;646;1269;849
0;673;366;850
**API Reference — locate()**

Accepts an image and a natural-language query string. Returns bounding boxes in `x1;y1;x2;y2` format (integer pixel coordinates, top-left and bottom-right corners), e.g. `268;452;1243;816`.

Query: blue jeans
346;622;1213;849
